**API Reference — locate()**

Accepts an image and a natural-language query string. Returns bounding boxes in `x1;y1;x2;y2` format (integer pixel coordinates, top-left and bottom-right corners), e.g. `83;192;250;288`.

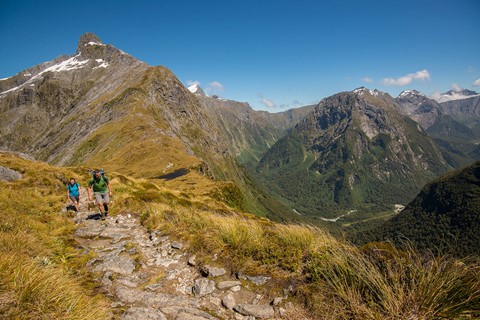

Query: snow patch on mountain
0;54;95;97
187;83;206;96
353;87;381;97
93;59;109;69
398;90;425;99
85;41;104;46
43;55;89;73
188;84;200;93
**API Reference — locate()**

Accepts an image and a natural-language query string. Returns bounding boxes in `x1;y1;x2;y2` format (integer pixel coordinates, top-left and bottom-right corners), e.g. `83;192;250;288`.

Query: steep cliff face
0;33;240;182
257;88;450;217
0;33;297;217
395;90;442;130
0;33;149;163
198;96;313;165
438;95;480;132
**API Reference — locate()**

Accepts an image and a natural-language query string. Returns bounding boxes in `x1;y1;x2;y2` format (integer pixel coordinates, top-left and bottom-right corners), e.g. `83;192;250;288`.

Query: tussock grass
302;242;480;319
0;254;109;320
2;152;479;319
78;155;480;319
0;153;110;319
122;183;480;319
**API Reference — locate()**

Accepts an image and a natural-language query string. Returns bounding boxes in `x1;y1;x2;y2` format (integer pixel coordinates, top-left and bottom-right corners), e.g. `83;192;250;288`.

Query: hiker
66;178;80;212
87;170;112;220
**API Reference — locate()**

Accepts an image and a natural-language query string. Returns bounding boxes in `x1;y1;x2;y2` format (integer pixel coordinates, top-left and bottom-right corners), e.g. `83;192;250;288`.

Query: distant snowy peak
446;89;478;97
188;84;206;96
397;90;425;99
353;87;384;97
0;33;147;97
432;89;480;103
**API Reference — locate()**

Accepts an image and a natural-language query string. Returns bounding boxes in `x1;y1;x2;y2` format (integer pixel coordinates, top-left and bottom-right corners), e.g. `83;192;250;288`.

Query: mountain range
256;88;450;218
1;33;479;229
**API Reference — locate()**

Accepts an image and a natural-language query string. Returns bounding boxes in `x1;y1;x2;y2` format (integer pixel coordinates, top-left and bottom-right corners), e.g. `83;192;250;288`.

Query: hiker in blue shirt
66;178;80;212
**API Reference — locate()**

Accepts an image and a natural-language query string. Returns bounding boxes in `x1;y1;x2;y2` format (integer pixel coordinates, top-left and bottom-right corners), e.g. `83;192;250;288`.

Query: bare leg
73;200;79;212
97;202;105;219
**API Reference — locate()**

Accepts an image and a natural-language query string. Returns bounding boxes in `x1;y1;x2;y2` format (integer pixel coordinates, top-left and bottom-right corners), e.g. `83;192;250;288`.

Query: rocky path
70;189;290;320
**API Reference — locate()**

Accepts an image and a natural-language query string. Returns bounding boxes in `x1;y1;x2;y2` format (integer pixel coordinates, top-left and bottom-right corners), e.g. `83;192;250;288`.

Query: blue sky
1;0;479;111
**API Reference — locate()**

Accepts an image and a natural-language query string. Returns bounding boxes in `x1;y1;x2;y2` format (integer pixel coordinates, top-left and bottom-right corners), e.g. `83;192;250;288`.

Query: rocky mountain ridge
197;95;314;165
2;32;480;225
0;33;149;163
395;90;442;129
0;33;311;220
394;89;480;168
433;88;479;103
257;88;450;217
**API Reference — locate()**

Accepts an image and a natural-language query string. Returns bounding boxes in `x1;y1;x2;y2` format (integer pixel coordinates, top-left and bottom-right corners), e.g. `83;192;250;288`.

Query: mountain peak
188;83;206;96
432;89;479;103
352;87;383;97
398;90;425;99
77;33;104;53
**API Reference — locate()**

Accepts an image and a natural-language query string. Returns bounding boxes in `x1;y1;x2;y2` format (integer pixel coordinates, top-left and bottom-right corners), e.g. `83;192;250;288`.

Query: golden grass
0;254;109;320
0;152;110;319
2;151;480;319
129;188;480;319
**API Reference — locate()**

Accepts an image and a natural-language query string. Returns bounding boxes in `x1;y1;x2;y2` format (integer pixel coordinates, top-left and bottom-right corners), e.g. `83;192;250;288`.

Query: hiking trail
69;187;295;320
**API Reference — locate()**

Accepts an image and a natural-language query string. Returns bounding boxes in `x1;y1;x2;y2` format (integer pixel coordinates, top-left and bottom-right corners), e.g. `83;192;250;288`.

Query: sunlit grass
2;151;479;319
0;152;110;319
0;254;109;320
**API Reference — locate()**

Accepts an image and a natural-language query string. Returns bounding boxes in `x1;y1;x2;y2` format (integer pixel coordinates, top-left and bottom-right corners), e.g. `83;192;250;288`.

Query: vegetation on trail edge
1;152;479;319
0;153;110;319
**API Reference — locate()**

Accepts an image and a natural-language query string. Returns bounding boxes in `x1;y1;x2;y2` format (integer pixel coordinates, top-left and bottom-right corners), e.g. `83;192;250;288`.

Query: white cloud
186;80;201;86
382;69;430;86
204;81;224;96
429;92;442;101
473;79;480;86
260;97;276;108
258;94;277;108
429;86;478;102
207;81;224;91
451;83;462;92
362;77;373;83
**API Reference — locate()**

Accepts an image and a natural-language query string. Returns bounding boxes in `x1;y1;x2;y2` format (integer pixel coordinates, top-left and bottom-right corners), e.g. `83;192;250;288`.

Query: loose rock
222;293;236;310
122;307;167;320
203;265;227;277
193;278;216;296
0;166;22;182
217;281;242;290
233;304;275;319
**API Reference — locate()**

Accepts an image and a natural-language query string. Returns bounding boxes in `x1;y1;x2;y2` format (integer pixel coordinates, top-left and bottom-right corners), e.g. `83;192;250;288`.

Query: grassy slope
1;152;479;319
0;152;110;319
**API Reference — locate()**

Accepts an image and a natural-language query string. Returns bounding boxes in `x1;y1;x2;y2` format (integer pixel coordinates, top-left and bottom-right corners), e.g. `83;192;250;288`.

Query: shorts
69;195;79;203
94;192;110;204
